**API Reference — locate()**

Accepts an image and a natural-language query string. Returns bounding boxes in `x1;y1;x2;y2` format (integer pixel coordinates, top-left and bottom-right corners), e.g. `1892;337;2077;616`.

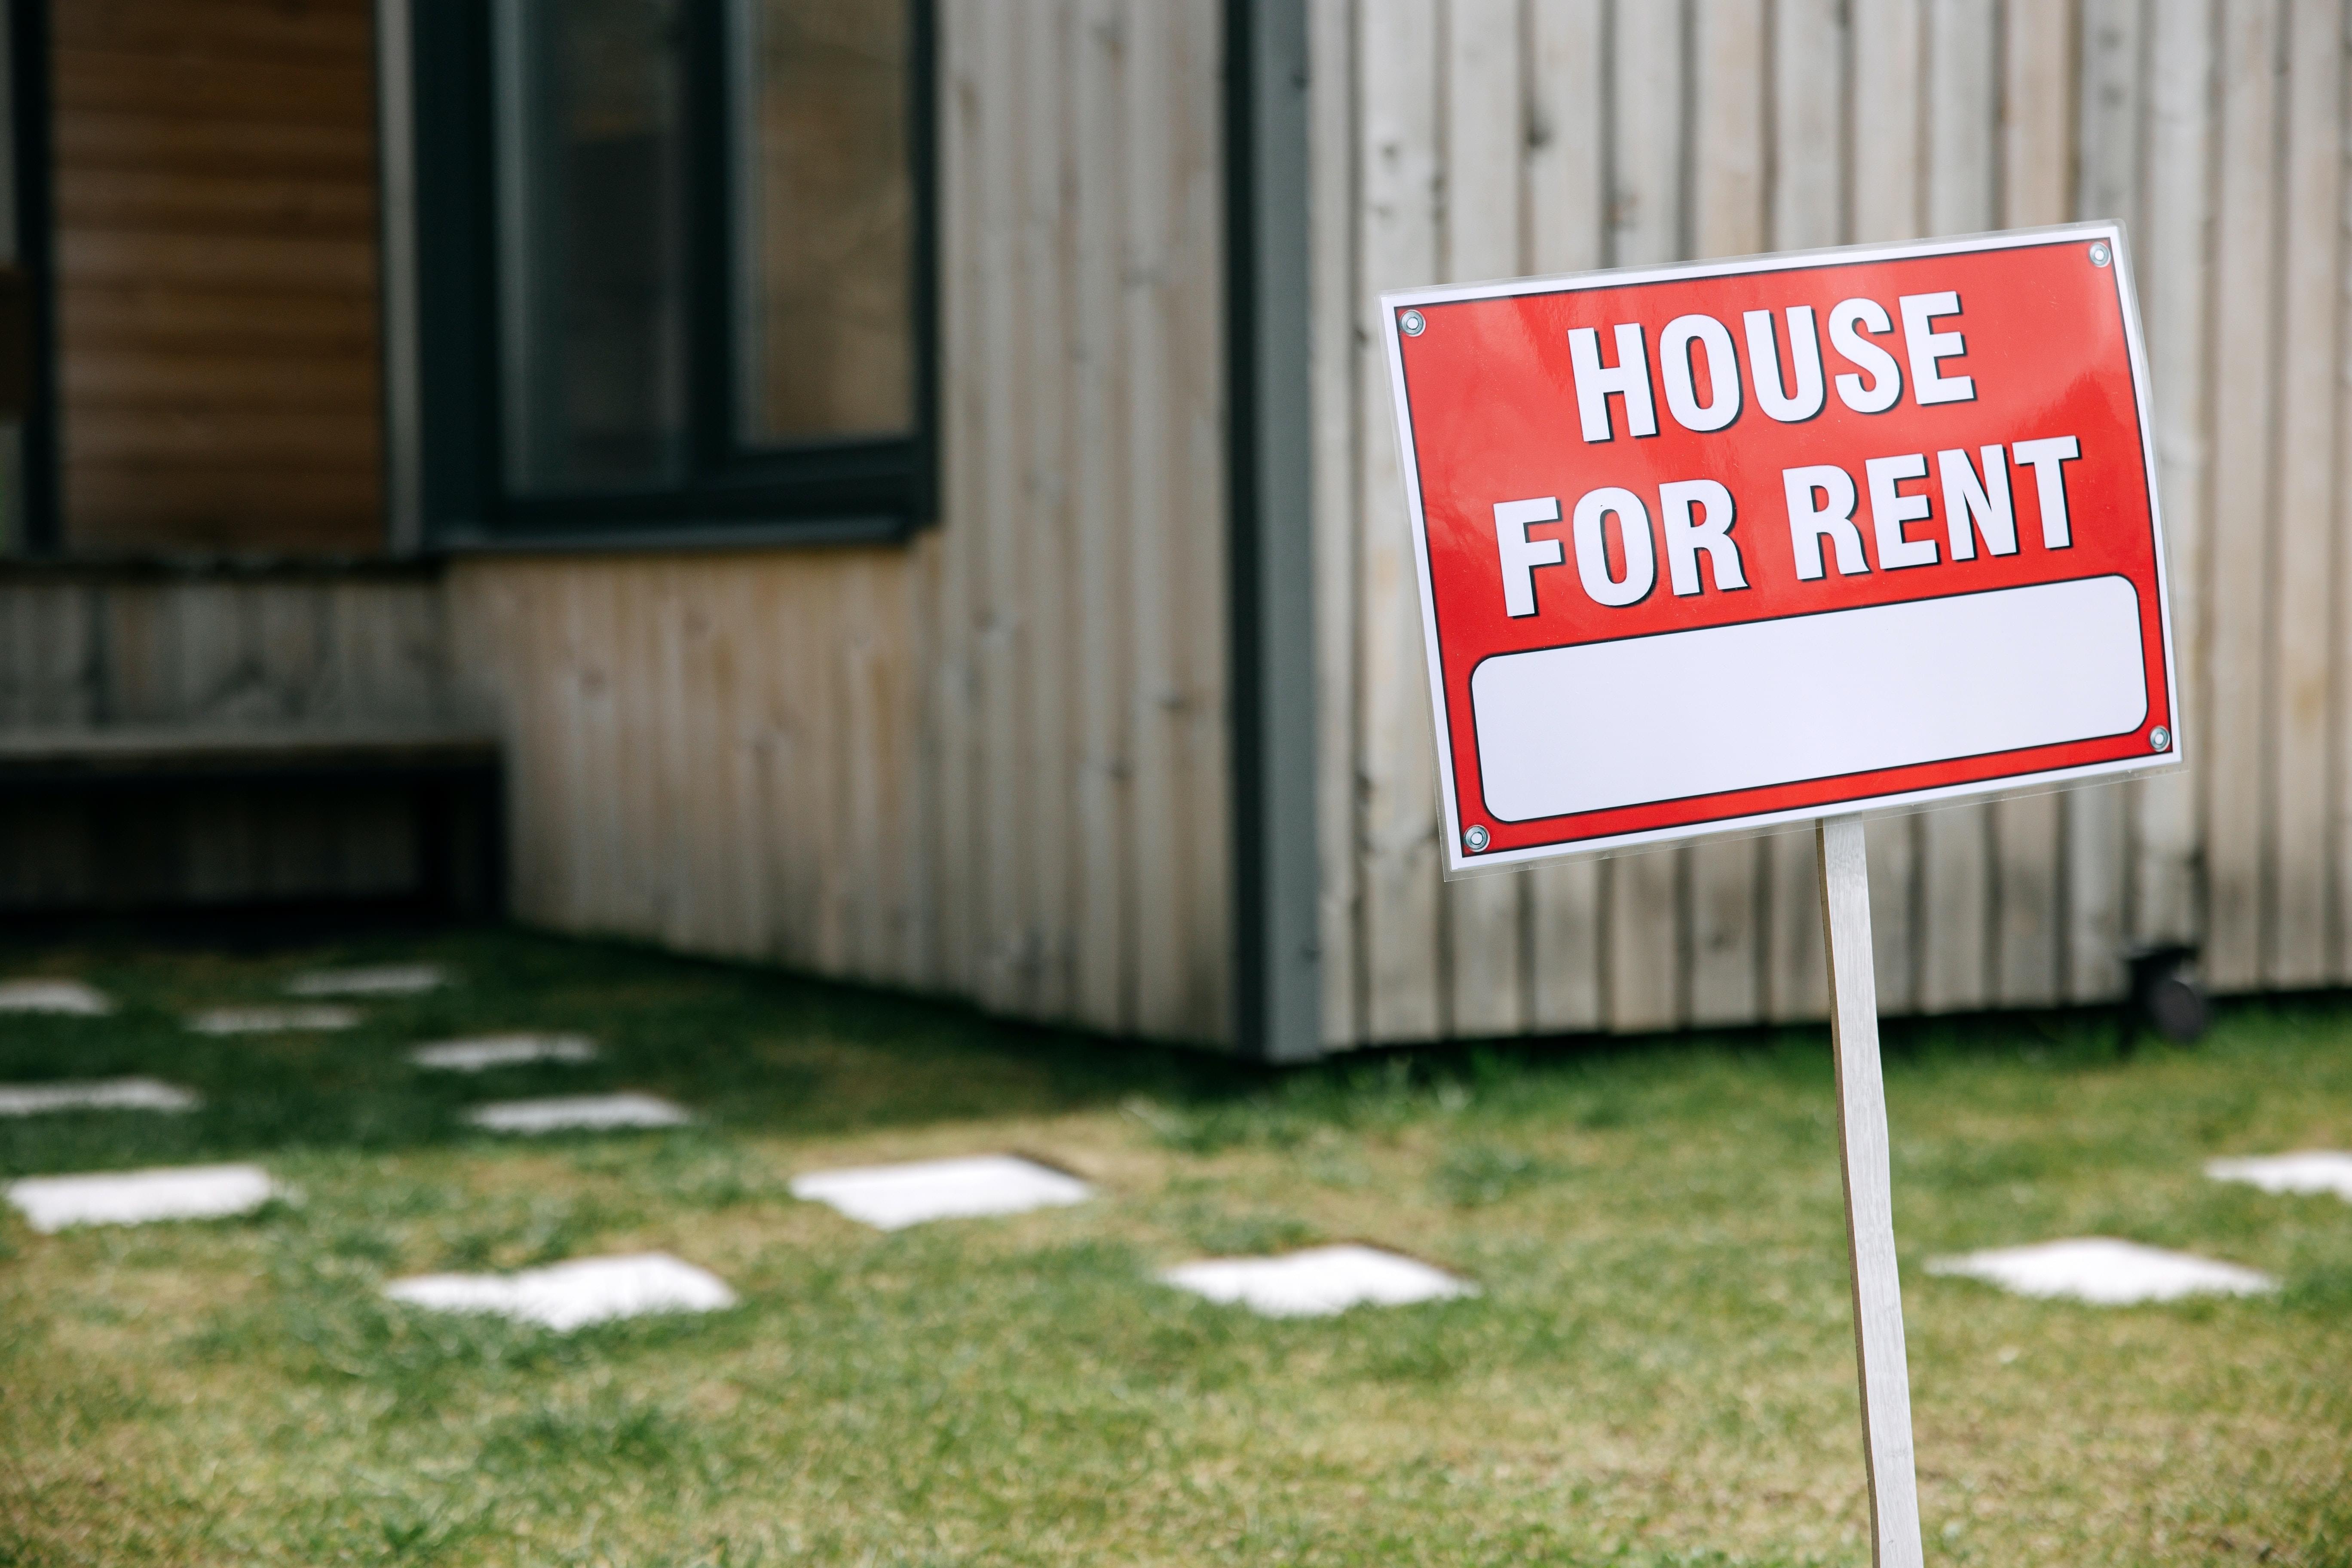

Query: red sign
1381;224;2180;874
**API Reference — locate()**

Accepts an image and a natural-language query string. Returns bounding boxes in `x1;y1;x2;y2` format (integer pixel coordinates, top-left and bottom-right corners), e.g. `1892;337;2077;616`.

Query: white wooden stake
1815;815;1924;1568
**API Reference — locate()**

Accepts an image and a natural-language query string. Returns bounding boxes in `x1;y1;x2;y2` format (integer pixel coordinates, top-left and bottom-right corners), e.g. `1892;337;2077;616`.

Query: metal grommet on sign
2149;725;2171;752
1400;309;1426;337
1463;824;1490;852
2088;242;2112;267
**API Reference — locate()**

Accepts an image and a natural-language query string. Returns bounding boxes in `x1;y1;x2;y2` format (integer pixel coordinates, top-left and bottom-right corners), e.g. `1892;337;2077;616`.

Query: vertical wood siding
1315;0;2352;1041
440;0;2352;1049
447;2;1233;1043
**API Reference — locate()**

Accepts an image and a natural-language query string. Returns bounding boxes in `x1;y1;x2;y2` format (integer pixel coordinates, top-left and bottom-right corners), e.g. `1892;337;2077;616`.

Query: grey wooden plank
2066;0;2146;1004
1074;0;1136;1032
2128;0;2216;950
2265;0;2342;988
1355;0;1444;1041
2201;0;2283;990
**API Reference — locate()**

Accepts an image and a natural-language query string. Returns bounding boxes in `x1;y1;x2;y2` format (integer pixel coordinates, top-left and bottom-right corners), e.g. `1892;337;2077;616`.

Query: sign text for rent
1382;227;2179;874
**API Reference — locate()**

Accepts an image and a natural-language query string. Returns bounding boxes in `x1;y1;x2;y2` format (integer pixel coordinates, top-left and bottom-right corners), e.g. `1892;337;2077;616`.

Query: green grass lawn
2;927;2347;1567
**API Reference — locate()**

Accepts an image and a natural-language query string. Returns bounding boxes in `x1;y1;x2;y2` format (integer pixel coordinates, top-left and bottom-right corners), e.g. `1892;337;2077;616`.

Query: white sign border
1378;221;2184;879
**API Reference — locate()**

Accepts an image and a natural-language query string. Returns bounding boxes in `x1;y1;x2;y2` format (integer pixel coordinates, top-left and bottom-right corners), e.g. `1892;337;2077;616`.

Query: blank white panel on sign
1159;1244;1477;1318
1469;576;2149;822
790;1155;1092;1230
1926;1237;2274;1305
2206;1152;2352;1203
7;1164;275;1231
0;1078;200;1116
384;1252;736;1331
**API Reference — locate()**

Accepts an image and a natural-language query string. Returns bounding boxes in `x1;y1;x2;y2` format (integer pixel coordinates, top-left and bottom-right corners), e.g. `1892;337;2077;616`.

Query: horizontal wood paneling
65;409;379;464
58;232;376;296
56;114;376;178
53;0;377;64
64;352;380;409
62;469;383;540
52;52;375;126
58;171;377;237
1317;0;2352;1040
58;285;378;353
52;0;383;554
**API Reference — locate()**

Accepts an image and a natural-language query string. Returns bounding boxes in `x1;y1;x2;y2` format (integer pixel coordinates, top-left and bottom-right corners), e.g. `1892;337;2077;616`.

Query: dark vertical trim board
1227;0;1322;1062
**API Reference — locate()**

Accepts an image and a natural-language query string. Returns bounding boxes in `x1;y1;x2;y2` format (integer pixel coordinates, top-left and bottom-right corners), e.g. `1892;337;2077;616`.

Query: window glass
732;0;913;444
494;0;689;492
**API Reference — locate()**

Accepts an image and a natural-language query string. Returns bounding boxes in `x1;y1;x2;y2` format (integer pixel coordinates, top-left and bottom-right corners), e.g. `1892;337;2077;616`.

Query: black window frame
407;0;937;551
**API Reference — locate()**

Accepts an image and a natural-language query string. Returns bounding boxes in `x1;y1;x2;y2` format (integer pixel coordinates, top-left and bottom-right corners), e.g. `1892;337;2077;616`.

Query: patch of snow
463;1093;691;1133
383;1252;735;1331
2205;1151;2352;1203
1159;1244;1479;1318
1926;1237;2276;1305
0;1078;200;1116
789;1154;1093;1230
6;1164;275;1232
409;1033;597;1072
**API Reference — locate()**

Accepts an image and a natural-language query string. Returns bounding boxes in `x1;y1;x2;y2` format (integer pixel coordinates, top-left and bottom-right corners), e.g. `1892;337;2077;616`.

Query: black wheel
2121;943;2207;1051
2142;969;2207;1044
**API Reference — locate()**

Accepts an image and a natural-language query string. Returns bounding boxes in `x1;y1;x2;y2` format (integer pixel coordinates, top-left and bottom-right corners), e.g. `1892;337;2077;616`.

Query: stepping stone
789;1154;1092;1230
2206;1151;2352;1203
463;1093;691;1133
6;1164;275;1232
0;978;113;1016
187;1005;361;1035
285;963;448;998
409;1033;597;1072
383;1251;736;1331
1160;1244;1479;1318
0;1078;200;1116
1926;1237;2276;1305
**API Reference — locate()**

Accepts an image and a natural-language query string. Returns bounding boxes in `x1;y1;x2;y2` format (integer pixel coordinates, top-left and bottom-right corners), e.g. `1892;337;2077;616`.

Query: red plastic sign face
1382;224;2180;875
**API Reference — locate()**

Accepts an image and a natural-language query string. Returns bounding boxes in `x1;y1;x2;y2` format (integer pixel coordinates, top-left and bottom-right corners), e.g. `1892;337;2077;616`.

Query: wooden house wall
1312;0;2352;1044
0;570;445;727
52;0;383;554
445;1;1236;1044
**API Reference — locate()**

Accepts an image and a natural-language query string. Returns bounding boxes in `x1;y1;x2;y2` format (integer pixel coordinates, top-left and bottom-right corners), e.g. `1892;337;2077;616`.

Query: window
409;0;934;547
731;2;916;447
